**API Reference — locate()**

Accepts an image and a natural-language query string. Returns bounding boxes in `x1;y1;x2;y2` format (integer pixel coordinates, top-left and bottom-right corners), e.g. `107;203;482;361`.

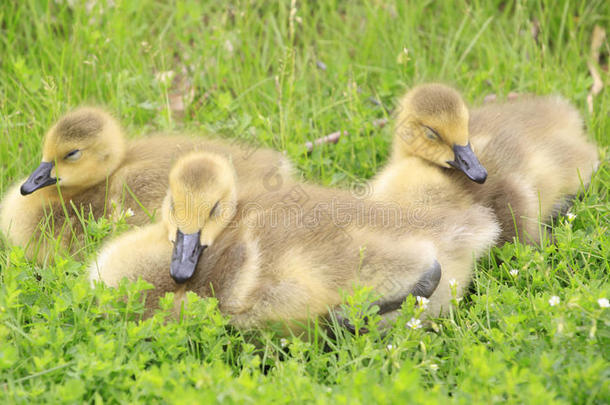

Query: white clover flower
448;278;458;288
406;318;422;330
224;39;234;53
396;47;410;64
549;296;560;306
416;296;429;309
598;298;609;308
155;70;175;85
509;269;519;277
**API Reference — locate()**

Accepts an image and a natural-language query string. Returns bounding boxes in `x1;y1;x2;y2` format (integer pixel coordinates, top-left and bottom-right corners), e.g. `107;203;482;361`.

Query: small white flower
155;70;175;86
396;47;410;64
509;269;519;277
386;344;393;350
566;212;576;222
125;208;135;218
406;318;422;330
598;298;609;308
83;55;98;66
224;39;234;53
549;296;560;306
429;364;439;371
416;296;429;309
280;338;288;348
141;41;151;53
448;278;458;288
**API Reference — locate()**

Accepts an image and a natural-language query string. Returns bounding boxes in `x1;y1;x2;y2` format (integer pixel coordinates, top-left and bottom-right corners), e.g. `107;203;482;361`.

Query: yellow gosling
0;107;294;263
90;152;444;334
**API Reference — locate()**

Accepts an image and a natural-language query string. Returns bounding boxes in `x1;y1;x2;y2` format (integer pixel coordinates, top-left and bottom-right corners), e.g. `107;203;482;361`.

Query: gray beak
447;143;487;184
170;230;207;284
373;259;442;315
20;161;57;195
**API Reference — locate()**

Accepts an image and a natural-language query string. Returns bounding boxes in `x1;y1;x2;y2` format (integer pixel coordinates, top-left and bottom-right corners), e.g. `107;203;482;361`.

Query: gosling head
393;83;487;184
164;152;238;284
20;107;126;196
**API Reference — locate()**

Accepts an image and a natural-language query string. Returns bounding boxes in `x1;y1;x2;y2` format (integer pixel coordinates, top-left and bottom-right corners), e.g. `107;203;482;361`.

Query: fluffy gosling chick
0;107;293;263
381;83;598;244
90;152;443;333
371;84;501;312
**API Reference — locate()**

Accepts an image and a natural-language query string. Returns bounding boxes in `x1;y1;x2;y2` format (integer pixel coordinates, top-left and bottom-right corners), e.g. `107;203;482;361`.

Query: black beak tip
450;143;488;185
170;231;206;284
20;161;57;195
170;273;191;284
20;184;33;196
169;259;198;284
470;169;488;184
411;259;442;299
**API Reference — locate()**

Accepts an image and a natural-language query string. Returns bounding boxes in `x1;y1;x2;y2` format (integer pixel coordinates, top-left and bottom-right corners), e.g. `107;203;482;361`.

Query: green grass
1;0;609;403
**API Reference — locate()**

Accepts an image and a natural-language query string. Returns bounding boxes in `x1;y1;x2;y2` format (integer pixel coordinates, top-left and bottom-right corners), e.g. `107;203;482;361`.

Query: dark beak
447;143;487;184
170;230;207;284
20;161;57;195
370;259;442;315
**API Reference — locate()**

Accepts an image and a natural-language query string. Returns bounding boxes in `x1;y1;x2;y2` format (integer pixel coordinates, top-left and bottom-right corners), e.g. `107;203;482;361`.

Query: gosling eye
64;149;82;161
424;126;441;141
209;201;220;218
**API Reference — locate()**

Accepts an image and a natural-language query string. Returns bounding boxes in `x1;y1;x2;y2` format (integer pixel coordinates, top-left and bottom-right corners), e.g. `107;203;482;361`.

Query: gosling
90;152;443;334
0;107;294;263
376;83;599;244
